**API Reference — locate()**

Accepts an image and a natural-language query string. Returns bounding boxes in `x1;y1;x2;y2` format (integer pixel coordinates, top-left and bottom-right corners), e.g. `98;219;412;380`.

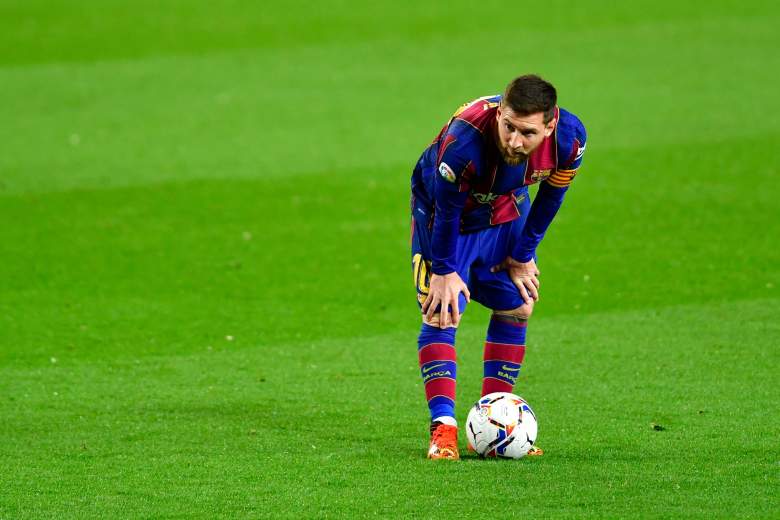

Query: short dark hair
503;74;557;123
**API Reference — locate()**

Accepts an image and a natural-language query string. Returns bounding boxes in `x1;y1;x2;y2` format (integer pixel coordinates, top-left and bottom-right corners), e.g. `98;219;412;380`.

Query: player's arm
496;118;587;303
512;182;569;264
513;121;587;263
495;182;567;304
423;139;472;328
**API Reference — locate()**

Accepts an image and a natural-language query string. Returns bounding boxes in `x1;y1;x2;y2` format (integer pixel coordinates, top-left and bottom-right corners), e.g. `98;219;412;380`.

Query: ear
496;105;503;121
544;117;557;137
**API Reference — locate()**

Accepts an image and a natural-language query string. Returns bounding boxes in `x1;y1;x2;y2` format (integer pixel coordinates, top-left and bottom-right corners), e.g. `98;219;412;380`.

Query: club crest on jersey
530;169;552;182
438;162;457;183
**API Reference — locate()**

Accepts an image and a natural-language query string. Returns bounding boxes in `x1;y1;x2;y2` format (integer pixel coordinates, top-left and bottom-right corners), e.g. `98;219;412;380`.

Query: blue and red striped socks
417;315;527;422
482;314;527;396
417;324;457;423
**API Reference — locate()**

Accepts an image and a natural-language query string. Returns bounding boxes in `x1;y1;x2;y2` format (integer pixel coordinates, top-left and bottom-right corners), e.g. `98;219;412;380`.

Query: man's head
495;75;558;165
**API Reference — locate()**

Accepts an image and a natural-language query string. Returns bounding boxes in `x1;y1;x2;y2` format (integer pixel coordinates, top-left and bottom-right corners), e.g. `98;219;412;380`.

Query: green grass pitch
1;1;778;517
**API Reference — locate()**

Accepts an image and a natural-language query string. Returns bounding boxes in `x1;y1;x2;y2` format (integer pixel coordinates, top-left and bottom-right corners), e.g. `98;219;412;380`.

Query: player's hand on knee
491;256;540;305
423;272;470;329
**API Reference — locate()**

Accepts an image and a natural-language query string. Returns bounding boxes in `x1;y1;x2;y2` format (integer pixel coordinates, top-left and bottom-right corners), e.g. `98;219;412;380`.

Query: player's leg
469;211;543;455
481;304;544;456
483;303;532;396
417;321;459;459
471;270;532;396
467;214;534;398
414;264;469;460
411;217;476;459
412;225;468;428
469;264;542;456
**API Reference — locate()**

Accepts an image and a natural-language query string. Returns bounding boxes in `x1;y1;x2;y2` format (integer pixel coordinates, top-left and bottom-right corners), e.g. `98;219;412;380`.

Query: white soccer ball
466;392;538;459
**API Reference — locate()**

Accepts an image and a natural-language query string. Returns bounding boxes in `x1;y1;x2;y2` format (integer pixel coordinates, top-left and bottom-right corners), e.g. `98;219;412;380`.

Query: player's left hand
491;257;540;305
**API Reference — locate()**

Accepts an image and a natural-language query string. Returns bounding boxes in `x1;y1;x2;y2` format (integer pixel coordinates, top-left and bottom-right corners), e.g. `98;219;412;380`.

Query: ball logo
530;169;552;182
438;162;457;183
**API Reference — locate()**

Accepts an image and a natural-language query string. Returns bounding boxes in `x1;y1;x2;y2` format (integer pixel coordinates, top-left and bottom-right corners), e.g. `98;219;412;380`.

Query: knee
494;301;534;320
422;313;459;329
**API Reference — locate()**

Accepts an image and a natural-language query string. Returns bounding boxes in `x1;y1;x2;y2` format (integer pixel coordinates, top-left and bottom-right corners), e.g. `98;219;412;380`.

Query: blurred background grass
1;1;778;517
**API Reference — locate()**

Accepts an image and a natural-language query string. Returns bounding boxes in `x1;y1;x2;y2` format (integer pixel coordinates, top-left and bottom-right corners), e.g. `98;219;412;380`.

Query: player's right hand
422;272;470;329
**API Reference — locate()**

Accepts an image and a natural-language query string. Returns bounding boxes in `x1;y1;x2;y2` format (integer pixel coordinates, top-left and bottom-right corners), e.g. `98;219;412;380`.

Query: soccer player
410;74;587;459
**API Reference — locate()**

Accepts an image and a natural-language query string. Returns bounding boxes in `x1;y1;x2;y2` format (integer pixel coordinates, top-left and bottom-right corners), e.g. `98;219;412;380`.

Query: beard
499;143;528;166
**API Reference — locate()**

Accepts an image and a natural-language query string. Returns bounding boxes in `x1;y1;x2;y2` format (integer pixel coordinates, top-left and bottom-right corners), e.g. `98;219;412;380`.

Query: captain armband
545;169;577;188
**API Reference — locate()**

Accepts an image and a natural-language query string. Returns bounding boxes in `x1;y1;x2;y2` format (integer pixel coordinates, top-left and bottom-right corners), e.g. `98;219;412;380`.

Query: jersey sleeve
546;111;587;188
512;113;587;262
430;130;474;275
511;181;567;262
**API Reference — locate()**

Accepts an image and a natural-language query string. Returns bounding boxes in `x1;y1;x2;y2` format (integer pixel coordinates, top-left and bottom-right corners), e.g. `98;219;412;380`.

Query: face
495;105;557;165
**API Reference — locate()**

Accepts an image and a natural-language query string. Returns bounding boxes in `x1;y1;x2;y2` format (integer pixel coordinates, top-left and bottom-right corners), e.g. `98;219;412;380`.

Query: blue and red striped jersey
411;95;587;274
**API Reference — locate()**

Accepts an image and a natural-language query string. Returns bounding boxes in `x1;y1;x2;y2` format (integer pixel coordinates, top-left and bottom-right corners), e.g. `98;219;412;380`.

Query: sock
481;314;527;396
417;324;457;422
432;416;457;427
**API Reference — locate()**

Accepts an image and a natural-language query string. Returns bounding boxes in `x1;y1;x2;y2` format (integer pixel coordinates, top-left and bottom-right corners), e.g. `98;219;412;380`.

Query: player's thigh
469;264;528;313
412;253;471;328
465;221;525;311
483;213;534;268
411;218;473;324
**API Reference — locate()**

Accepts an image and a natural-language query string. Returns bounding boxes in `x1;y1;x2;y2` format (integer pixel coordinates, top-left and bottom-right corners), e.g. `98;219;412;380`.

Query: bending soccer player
410;75;587;460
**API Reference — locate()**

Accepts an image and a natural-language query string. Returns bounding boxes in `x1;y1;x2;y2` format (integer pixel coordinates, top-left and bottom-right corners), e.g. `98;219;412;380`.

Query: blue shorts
411;192;532;313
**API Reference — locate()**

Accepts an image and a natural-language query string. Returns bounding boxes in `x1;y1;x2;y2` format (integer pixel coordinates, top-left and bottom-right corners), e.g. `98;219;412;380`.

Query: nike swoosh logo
501;365;520;372
422;362;446;374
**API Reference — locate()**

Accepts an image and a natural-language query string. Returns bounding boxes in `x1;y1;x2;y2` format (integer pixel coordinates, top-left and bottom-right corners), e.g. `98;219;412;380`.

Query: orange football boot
526;445;544;456
427;422;459;460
